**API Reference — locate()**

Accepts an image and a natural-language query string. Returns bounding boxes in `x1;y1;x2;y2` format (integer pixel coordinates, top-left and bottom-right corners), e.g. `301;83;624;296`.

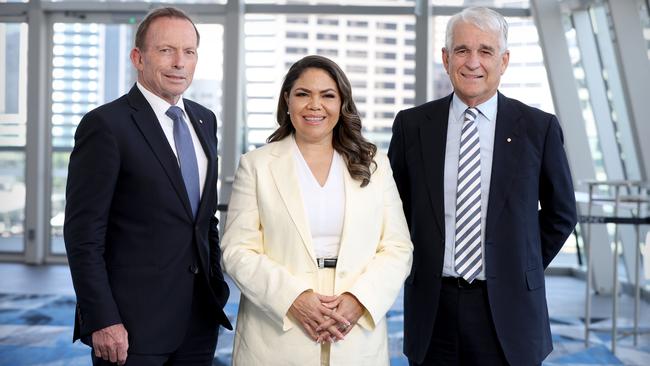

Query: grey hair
445;7;508;54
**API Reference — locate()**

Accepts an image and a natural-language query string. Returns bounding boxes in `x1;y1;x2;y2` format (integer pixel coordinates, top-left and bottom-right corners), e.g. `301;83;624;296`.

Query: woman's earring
287;111;290;115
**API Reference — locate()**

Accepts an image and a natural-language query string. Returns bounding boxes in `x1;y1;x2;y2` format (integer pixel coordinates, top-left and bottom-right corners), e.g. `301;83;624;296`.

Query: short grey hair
445;7;509;54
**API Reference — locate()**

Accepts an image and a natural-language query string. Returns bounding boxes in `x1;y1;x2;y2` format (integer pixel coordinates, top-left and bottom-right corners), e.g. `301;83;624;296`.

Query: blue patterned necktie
166;106;200;218
454;108;482;283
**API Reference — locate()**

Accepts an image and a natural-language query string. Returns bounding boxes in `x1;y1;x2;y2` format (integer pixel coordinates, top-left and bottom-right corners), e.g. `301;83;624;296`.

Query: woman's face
285;68;341;146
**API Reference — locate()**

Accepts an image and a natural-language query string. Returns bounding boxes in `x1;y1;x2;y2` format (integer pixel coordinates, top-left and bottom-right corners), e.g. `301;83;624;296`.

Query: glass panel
499;17;554;113
49;22;224;254
432;16;555;113
246;0;414;5
0;152;25;253
0;23;28;147
591;4;641;180
47;0;226;3
432;0;529;7
564;21;605;180
51;151;68;254
0;22;27;254
51;23;136;149
639;0;650;59
186;24;225;144
245;13;416;152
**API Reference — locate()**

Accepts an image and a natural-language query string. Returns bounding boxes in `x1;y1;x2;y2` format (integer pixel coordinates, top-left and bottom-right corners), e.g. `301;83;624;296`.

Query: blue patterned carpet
0;291;648;365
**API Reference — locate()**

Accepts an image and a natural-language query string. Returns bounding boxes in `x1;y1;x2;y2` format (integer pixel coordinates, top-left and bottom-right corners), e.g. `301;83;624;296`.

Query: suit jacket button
189;264;199;274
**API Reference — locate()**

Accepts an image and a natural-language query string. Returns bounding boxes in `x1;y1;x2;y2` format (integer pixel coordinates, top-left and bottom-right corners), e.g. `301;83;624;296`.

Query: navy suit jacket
388;92;577;365
64;85;232;354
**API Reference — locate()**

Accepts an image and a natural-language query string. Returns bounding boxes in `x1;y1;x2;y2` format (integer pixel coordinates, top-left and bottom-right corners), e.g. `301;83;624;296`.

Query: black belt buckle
456;277;472;288
317;258;337;268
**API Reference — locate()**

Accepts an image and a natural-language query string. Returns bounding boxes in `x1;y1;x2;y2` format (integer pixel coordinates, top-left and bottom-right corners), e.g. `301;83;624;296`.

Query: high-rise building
245;0;553;151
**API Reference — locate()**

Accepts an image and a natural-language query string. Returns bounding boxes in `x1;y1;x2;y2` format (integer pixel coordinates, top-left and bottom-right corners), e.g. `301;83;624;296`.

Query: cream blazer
221;136;413;366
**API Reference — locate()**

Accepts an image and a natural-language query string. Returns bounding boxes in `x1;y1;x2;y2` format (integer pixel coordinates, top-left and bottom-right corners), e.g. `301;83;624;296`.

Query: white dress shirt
442;93;498;280
137;82;208;197
292;137;345;259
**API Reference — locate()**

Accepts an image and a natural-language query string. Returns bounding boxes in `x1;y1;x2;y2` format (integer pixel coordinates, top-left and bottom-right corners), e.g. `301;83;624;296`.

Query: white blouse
292;139;345;259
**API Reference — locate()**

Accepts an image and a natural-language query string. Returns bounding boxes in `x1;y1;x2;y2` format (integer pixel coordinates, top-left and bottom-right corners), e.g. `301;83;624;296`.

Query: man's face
442;21;509;107
130;17;198;105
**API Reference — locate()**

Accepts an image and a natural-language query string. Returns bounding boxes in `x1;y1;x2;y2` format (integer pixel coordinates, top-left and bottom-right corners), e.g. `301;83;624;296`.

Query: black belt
441;276;486;289
317;258;338;268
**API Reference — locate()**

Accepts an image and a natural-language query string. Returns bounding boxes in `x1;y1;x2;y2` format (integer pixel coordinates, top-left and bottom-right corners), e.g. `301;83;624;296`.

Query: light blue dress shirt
442;93;498;280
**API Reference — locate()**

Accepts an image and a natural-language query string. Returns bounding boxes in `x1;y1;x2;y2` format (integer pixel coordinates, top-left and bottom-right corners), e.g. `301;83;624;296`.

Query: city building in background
1;0;649;302
244;0;553;151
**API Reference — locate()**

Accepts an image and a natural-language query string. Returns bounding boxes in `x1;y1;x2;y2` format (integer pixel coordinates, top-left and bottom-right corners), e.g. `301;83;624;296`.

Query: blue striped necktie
454;107;482;283
166;106;200;218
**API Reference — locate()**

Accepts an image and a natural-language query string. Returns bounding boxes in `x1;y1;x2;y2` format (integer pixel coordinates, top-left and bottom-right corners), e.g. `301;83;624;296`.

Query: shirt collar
136;81;187;119
450;92;498;124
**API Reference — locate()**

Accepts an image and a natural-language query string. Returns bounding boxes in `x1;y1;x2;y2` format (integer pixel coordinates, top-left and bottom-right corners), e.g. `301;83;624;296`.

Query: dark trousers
92;275;219;366
411;277;508;366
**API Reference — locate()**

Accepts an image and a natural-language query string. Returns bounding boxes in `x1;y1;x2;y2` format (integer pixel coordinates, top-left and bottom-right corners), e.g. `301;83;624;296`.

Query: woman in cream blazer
221;55;413;366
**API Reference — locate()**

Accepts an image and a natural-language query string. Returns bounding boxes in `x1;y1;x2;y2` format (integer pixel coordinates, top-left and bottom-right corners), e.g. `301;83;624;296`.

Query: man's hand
288;291;350;342
92;323;129;365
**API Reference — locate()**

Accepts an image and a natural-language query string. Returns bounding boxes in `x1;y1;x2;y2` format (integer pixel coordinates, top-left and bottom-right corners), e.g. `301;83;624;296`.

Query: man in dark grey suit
389;7;577;366
64;7;231;366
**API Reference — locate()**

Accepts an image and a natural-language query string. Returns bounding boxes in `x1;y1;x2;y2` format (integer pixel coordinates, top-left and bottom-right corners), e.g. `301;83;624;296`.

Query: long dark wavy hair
268;55;377;187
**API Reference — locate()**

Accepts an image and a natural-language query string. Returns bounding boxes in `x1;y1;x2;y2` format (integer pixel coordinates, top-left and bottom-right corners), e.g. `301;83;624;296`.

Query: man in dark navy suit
389;7;577;366
64;7;231;366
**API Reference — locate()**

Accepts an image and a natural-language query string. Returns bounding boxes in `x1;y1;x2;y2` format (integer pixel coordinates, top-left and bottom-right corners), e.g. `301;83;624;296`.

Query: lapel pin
199;119;203;124
506;137;512;143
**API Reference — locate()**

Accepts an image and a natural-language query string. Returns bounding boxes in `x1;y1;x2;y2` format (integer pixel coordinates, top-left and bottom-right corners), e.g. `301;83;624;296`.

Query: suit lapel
485;93;524;240
127;85;194;220
419;95;452;237
269;138;316;261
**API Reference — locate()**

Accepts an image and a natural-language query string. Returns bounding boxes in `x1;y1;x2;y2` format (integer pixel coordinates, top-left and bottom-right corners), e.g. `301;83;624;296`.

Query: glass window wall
245;13;416;152
49;22;224;255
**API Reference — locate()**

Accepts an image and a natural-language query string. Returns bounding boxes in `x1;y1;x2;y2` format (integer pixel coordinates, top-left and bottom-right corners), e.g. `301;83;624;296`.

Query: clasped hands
288;290;365;344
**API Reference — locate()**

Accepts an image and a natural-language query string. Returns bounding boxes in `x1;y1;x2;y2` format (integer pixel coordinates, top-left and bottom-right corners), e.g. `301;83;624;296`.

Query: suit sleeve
64;111;122;338
539;116;578;268
346;154;414;330
220;153;311;330
388;111;412;228
207;112;230;305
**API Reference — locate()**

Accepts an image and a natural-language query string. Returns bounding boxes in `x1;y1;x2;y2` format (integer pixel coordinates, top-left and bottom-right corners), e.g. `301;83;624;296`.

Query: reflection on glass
245;14;416;152
0;152;25;253
49;22;225;254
